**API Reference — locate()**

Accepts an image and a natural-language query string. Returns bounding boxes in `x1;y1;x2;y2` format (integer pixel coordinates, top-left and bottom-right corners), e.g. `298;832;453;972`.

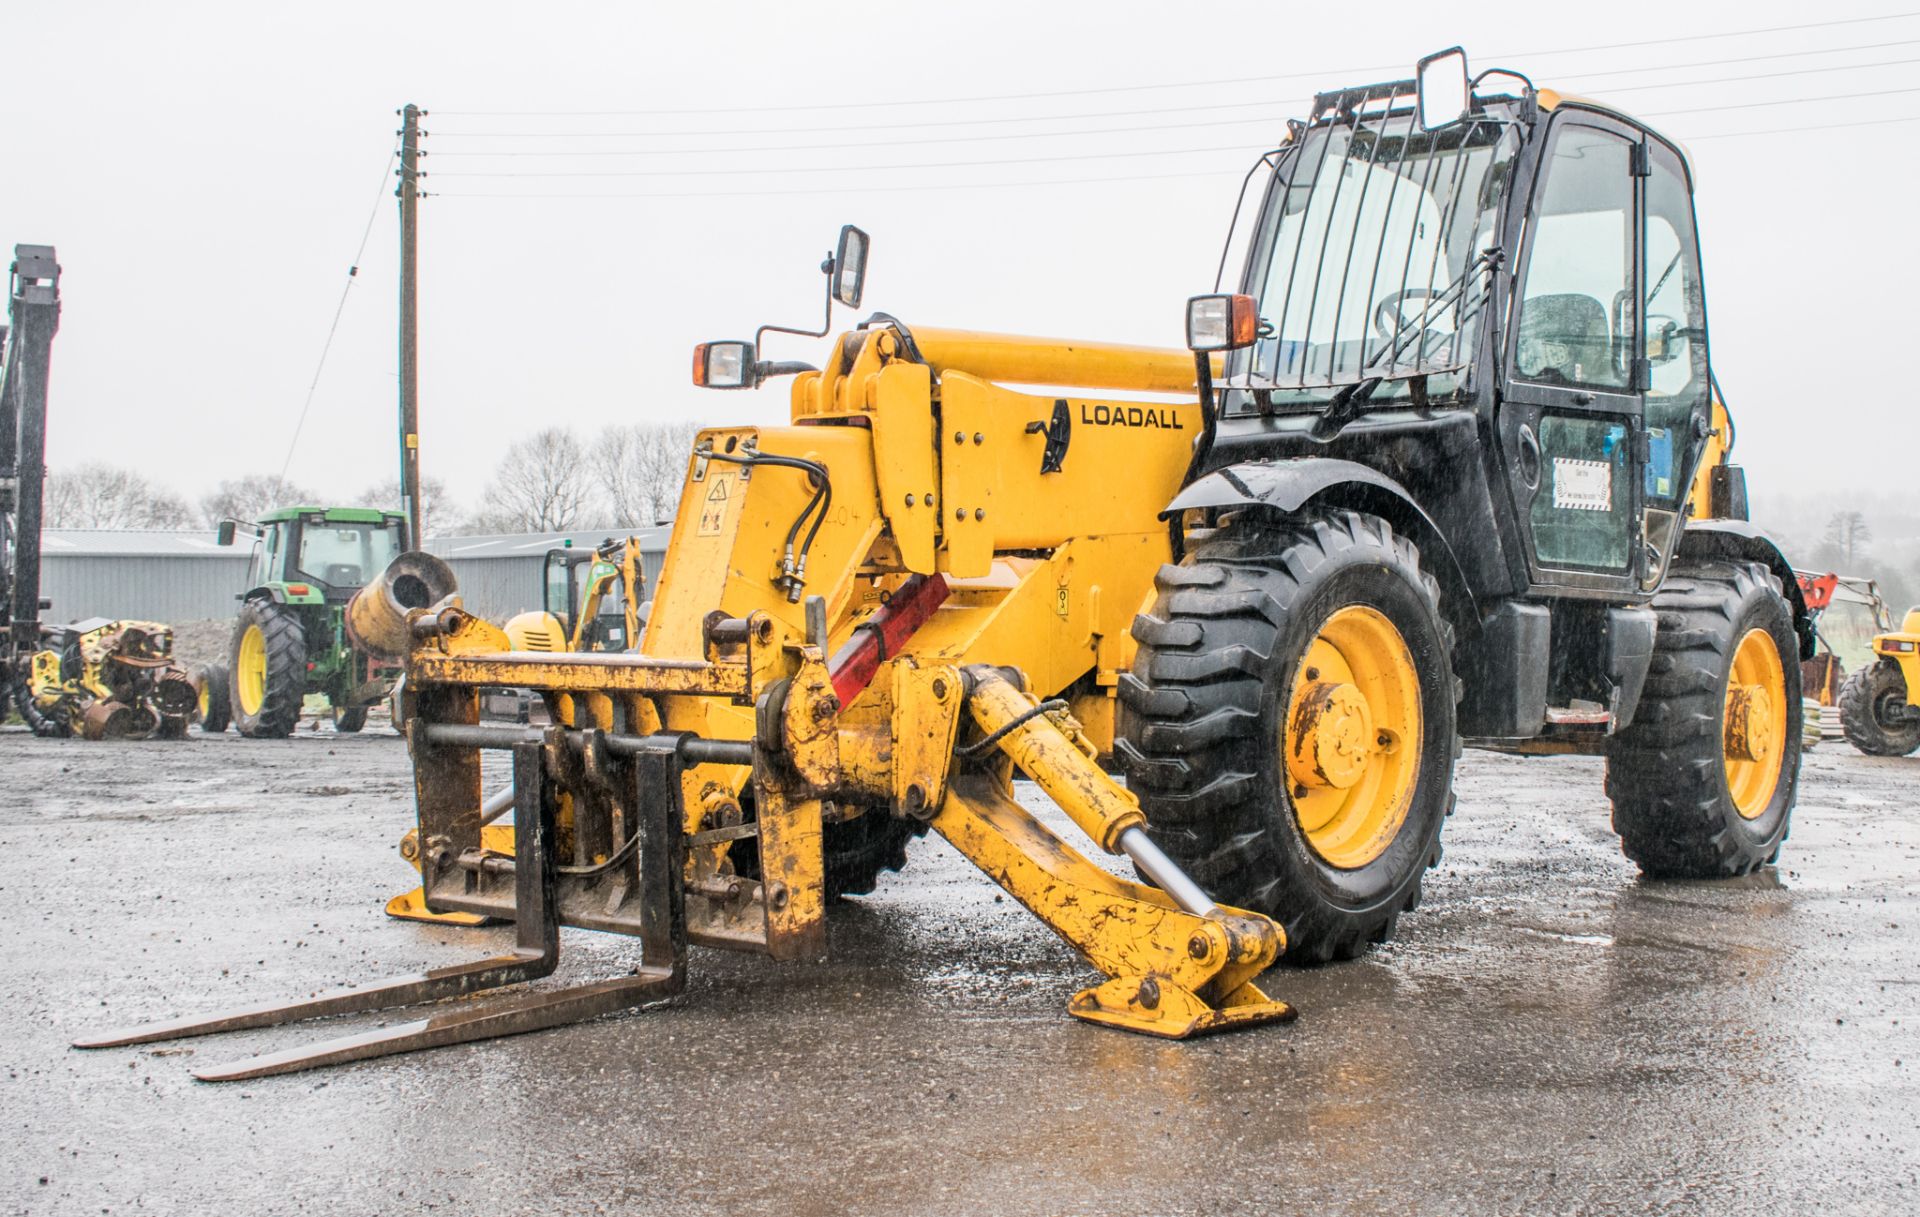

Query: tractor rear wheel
1839;660;1920;756
197;663;231;733
1117;510;1458;964
229;600;307;739
1606;561;1800;876
332;703;368;734
726;800;925;901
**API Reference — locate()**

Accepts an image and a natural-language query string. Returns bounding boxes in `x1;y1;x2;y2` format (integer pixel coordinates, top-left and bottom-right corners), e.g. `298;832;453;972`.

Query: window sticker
1553;458;1612;511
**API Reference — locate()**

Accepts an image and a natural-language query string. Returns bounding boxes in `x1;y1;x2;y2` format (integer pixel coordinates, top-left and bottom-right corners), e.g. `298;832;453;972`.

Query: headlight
692;341;756;389
1185;294;1259;353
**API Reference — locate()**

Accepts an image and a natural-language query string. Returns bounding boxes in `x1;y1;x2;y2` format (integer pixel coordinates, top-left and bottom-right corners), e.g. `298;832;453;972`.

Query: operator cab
1190;49;1714;603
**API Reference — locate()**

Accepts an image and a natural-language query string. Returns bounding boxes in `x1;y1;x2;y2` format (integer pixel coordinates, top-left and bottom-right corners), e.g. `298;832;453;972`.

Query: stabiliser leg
929;669;1296;1038
73;739;688;1081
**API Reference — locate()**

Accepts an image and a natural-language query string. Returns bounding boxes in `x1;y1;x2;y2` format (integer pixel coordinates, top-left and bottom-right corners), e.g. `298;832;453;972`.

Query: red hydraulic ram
826;574;950;707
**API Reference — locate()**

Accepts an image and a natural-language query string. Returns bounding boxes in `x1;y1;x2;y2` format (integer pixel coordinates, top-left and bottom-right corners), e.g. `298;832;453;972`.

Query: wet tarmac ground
2;727;1916;1216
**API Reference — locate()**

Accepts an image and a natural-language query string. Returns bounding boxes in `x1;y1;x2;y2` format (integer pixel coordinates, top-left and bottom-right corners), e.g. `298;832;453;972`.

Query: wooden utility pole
397;103;425;551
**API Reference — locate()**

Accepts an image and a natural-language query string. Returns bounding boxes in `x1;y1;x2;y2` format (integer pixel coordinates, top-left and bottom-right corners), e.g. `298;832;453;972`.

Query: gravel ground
1;730;1915;1216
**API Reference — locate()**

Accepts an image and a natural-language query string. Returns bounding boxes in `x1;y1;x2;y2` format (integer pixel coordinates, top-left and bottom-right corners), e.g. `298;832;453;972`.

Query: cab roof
258;506;404;525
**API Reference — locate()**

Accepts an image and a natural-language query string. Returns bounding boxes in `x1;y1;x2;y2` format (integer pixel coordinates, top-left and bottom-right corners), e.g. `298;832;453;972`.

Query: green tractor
203;506;409;738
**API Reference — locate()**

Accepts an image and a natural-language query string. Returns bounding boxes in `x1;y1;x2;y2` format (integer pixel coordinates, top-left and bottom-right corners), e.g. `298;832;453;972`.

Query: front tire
1838;660;1920;757
229;600;307;739
1606;561;1800;876
1117;510;1458;964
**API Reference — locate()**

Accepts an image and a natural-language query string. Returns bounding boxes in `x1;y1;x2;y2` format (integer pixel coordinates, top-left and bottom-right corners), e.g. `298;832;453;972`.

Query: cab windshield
296;521;404;590
1229;103;1521;410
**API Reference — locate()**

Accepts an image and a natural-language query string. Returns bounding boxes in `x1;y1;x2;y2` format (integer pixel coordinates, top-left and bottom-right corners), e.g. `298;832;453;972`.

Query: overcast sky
4;1;1915;528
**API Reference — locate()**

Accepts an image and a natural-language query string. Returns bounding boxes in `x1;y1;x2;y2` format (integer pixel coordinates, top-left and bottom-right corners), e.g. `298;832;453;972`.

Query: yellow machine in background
503;536;649;655
1841;608;1920;756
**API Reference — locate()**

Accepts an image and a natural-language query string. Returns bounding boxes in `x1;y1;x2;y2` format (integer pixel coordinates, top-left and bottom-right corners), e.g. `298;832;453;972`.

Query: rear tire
1606;561;1799;877
1838;660;1920;757
228;600;307;739
332;703;368;734
1116;510;1458;964
197;663;231;733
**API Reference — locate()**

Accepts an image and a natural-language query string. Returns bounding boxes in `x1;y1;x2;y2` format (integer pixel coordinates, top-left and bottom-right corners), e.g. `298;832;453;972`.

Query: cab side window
1514;124;1635;392
1642;141;1708;506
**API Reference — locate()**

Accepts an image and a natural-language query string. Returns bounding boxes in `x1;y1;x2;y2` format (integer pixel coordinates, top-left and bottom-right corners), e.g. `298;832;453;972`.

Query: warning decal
697;475;732;536
1552;458;1612;512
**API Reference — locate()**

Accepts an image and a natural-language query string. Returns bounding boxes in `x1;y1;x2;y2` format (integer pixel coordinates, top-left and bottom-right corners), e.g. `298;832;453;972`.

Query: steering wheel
1373;287;1442;341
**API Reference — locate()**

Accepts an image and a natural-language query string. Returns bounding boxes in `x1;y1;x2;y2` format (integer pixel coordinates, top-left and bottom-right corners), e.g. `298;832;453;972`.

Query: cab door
1637;136;1713;589
1500;113;1645;591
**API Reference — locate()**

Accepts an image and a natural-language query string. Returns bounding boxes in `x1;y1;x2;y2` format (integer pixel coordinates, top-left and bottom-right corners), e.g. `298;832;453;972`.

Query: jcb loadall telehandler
80;50;1809;1080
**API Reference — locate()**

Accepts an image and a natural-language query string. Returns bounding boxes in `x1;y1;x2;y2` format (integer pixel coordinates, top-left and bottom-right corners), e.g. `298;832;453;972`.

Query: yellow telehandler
77;49;1809;1080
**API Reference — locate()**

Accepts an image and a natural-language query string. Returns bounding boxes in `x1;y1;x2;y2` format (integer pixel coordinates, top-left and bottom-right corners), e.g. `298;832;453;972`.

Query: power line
427;106;1920;202
421;55;1920;162
431;94;1300;139
277;150;396;482
430;10;1920;118
426;114;1285;158
1598;54;1920;94
1557;35;1920;79
430;166;1250;201
430;49;1920;149
430;85;1920;180
1640;84;1920;118
433;142;1264;179
1501;9;1920;59
1681;112;1920;140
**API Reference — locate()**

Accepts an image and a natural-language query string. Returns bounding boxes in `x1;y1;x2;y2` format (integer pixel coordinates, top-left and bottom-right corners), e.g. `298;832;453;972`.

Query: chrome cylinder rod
1116;825;1218;918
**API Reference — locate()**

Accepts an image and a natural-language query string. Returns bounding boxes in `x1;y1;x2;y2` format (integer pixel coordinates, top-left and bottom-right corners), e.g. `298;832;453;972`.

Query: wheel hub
1723;683;1774;762
1287;681;1377;791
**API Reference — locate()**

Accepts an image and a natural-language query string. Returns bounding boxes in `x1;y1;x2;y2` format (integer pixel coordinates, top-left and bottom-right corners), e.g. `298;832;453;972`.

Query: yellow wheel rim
1723;627;1787;819
236;624;268;717
1282;606;1424;870
197;680;210;718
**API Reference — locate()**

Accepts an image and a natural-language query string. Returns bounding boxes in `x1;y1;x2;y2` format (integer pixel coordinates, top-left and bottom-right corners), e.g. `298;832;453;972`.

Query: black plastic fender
1676;518;1815;660
1164;458;1478;635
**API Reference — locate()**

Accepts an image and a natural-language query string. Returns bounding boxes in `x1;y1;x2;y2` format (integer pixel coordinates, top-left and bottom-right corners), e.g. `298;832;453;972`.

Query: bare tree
471;428;595;533
357;475;455;538
1821;510;1872;567
44;463;195;529
590;422;700;526
200;474;320;528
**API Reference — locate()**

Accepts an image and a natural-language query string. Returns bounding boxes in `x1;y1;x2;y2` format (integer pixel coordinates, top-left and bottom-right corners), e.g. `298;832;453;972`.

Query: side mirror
1186;294;1259;353
832;225;869;309
691;340;756;389
1646;315;1682;363
1416;47;1471;131
216;520;237;546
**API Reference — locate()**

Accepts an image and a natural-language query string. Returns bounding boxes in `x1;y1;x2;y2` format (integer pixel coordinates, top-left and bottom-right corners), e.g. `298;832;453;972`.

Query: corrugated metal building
38;531;252;622
37;527;672;624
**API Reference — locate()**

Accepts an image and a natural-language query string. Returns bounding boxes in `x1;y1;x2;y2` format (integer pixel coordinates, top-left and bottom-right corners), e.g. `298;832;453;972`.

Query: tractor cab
219;507;409;603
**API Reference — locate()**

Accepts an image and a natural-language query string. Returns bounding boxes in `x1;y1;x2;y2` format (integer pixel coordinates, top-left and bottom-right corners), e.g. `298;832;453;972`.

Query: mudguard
1164;458;1477;628
1677;519;1815;660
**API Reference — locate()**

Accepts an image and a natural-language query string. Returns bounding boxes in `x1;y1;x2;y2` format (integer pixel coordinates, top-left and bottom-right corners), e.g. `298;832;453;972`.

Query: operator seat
1516;294;1613;387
